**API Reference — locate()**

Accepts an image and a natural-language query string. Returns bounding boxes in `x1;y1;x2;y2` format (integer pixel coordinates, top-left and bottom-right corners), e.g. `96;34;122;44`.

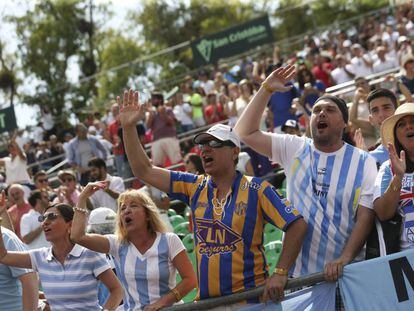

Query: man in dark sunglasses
118;89;307;305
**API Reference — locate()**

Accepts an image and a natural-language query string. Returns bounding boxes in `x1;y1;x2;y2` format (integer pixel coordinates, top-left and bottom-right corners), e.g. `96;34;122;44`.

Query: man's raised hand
263;65;296;93
117;89;145;128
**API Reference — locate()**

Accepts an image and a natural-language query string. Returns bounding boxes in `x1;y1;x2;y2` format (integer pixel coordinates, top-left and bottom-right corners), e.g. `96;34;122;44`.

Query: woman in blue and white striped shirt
0;203;123;311
71;183;197;311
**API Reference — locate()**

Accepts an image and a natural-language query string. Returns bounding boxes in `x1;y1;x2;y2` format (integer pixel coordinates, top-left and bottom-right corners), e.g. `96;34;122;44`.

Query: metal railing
162;272;325;311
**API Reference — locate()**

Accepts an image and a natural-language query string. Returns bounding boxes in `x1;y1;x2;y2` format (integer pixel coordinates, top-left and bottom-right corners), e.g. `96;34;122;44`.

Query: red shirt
312;63;333;87
108;120;124;155
8;202;31;239
204;103;225;124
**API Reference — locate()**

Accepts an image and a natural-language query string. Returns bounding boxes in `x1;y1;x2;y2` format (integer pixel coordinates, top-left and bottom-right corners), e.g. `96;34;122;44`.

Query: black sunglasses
198;139;235;149
38;212;60;223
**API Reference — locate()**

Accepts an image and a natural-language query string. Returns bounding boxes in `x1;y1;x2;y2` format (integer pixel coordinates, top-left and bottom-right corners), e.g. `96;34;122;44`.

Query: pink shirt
8;202;31;238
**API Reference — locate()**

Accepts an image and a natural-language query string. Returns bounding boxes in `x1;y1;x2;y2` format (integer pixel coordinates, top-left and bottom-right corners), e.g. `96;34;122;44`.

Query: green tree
95;31;144;107
131;0;261;81
12;0;94;117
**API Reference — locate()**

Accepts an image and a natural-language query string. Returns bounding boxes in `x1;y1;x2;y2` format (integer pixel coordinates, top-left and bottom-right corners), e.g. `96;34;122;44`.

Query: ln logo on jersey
195;218;242;257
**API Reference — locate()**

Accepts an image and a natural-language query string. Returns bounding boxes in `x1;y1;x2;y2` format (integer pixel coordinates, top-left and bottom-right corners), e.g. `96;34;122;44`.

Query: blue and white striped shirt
271;134;377;277
29;244;111;310
107;232;185;310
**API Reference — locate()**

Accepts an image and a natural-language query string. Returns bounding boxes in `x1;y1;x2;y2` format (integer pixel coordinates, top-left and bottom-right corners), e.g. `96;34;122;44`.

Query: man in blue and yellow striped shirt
118;89;307;304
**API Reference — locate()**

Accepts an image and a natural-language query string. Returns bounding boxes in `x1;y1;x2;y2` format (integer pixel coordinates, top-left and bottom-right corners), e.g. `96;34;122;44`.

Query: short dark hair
87;157;107;170
45;203;74;222
34;170;47;182
367;88;398;112
29;190;42;208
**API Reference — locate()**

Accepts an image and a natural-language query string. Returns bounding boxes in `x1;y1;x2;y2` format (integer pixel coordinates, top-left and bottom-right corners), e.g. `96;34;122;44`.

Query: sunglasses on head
38;212;60;223
198;139;235;149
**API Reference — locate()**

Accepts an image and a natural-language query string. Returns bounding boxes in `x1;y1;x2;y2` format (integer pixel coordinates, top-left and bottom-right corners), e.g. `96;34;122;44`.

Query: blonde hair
115;189;168;243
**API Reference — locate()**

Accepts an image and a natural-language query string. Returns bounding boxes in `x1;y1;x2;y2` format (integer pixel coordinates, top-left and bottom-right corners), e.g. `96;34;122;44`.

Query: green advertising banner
0;105;18;134
191;15;273;67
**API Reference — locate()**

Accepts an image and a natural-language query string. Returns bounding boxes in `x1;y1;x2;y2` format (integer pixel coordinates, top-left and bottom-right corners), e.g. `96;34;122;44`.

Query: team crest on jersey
241;180;262;191
195;218;242;257
234;201;248;216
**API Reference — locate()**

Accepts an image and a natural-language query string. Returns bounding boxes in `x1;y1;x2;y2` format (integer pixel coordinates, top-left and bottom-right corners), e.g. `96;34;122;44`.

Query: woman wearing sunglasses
0;202;123;311
71;182;197;311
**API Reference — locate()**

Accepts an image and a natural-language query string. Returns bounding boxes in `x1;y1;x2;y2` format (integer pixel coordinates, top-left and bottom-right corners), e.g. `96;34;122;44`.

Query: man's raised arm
234;65;296;158
117;89;171;193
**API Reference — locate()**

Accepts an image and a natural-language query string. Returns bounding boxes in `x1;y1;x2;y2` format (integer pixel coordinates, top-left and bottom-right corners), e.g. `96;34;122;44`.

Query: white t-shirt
373;57;398;74
90;174;125;212
351;55;373;77
20;209;50;250
107;232;185;310
173;104;194;126
3;156;31;184
270;134;377;277
331;65;354;85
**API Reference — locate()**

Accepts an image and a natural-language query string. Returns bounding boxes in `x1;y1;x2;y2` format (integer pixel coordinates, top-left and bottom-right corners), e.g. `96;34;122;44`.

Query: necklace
212;189;232;219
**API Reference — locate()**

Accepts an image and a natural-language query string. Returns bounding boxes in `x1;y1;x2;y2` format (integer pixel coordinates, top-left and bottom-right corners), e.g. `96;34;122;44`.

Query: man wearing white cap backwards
117;89;307;307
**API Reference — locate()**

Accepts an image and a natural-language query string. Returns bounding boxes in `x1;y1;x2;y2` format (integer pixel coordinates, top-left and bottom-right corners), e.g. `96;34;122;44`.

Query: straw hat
381;103;414;147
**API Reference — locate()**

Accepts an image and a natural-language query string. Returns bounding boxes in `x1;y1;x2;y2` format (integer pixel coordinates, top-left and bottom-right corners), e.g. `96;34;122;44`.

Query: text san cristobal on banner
191;15;274;67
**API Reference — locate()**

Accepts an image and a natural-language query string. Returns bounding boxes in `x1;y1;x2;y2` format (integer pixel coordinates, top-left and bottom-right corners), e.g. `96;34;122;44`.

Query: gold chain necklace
212;190;232;219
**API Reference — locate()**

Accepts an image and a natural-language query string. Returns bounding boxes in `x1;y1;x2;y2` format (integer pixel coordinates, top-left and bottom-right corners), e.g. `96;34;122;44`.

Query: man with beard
235;65;377;310
117;89;307;306
87;157;125;212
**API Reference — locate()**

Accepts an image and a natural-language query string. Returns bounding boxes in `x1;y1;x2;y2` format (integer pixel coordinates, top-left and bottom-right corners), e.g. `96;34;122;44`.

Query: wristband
274;267;288;276
262;80;276;94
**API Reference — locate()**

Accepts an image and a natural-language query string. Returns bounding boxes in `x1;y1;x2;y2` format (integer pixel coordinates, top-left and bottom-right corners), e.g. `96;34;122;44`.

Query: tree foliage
96;31;144;106
131;0;260;81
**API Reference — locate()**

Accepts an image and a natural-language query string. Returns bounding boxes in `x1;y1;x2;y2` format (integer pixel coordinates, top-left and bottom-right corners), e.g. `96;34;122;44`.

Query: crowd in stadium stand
3;3;414;311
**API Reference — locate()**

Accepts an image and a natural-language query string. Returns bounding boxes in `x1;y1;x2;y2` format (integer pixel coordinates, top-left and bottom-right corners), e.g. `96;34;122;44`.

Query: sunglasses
37;179;48;183
38;212;60;223
198;139;235;149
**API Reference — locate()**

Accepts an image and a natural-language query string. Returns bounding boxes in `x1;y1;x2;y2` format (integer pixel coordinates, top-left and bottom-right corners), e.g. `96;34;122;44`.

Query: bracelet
170;288;182;302
262;80;276;94
73;206;89;214
274;267;289;276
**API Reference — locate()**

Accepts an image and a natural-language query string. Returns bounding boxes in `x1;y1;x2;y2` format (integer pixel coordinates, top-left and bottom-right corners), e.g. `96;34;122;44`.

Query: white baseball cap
88;207;116;225
193;124;241;148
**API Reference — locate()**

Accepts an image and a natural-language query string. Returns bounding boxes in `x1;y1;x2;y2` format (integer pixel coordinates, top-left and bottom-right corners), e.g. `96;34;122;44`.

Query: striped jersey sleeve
2;228;32;277
88;249;111;278
374;160;392;201
259;182;302;231
168;171;201;205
